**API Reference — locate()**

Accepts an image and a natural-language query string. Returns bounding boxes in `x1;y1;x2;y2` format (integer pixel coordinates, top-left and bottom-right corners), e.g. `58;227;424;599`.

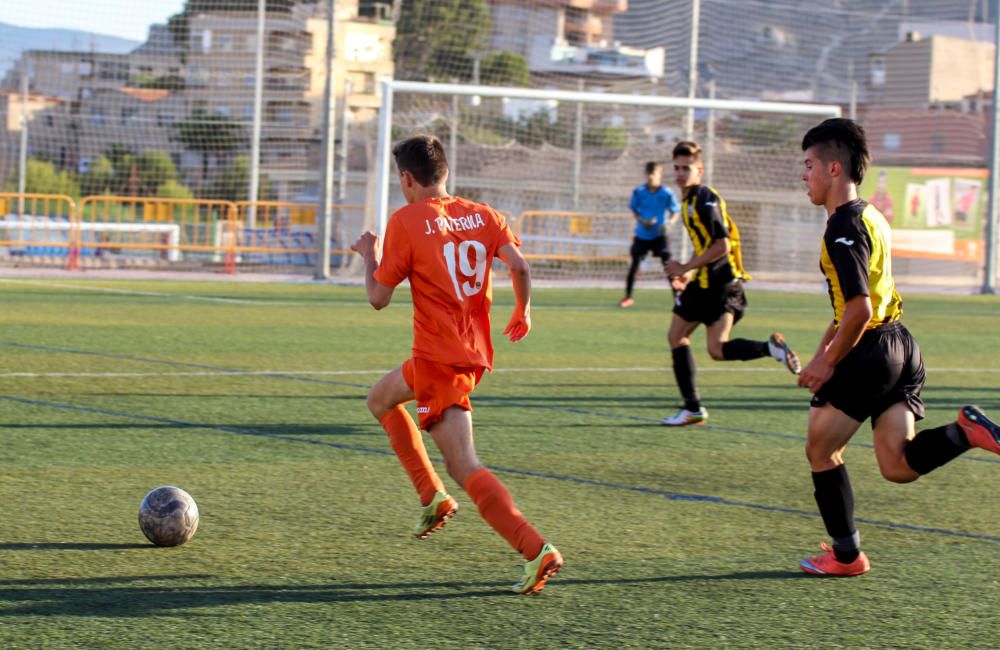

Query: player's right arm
630;187;641;219
497;242;531;343
799;219;874;392
351;230;395;310
664;189;729;277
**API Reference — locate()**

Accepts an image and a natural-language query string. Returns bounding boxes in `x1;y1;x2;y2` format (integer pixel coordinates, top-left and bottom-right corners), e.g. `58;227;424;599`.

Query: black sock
903;423;969;475
625;257;641;297
671;345;700;412
812;465;860;563
721;338;770;361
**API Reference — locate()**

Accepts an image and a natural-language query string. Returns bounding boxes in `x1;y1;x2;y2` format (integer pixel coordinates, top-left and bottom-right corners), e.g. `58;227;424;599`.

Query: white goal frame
371;80;842;237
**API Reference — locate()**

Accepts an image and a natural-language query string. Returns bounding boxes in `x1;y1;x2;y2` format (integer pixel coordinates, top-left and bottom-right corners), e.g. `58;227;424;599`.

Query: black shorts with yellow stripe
673;279;746;326
811;321;926;424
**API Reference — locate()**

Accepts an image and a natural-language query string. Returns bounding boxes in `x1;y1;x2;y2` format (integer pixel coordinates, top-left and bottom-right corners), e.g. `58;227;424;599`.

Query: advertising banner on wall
859;166;986;261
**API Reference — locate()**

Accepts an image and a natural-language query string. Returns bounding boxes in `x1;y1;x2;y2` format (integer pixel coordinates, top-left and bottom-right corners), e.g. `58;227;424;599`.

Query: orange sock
463;467;545;560
379;406;445;506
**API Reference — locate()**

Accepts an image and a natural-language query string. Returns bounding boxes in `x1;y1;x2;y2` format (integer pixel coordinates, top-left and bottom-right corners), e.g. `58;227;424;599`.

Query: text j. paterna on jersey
424;213;487;234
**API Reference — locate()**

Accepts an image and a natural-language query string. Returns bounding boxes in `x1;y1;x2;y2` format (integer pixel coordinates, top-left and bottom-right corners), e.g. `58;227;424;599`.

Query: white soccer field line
1;366;996;378
0;277;834;312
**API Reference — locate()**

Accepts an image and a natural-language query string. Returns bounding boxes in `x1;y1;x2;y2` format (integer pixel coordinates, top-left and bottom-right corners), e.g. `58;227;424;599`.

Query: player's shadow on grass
74;393;363;401
0;571;806;616
0;575;215;586
0;422;376;437
0;543;150;551
244;424;376;438
480;395;805;412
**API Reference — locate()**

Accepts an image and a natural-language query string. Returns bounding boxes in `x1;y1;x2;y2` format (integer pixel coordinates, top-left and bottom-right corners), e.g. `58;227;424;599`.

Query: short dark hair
672;141;702;162
801;118;869;184
392;134;448;186
645;161;662;174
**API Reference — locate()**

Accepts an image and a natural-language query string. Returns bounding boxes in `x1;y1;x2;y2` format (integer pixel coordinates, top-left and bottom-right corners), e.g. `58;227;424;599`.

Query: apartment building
869;32;995;108
184;0;395;200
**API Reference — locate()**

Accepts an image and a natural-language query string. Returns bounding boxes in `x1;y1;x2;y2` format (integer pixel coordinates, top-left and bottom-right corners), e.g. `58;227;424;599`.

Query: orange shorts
402;357;486;430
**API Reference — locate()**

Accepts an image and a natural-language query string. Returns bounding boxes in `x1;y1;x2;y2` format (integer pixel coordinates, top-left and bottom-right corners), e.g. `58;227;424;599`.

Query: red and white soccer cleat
958;405;1000;455
800;542;871;577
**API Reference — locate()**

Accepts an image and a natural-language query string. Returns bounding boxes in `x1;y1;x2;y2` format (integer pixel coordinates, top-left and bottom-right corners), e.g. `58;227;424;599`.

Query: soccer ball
138;486;200;547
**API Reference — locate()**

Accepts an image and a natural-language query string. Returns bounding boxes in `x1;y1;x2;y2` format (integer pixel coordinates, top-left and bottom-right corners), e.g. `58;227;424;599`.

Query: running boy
662;141;801;426
351;134;563;594
797;118;1000;576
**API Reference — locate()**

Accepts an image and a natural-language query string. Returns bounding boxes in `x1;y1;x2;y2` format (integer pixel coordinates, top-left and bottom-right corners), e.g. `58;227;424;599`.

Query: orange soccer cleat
800;543;870;577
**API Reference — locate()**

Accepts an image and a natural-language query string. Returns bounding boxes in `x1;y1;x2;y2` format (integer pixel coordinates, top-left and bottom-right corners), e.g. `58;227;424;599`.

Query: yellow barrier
0;193;79;269
233;201;365;261
515;210;633;262
76;196;237;266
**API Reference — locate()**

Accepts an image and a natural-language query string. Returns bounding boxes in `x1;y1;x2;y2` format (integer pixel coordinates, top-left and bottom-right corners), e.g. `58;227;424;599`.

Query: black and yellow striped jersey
679;185;749;289
820;199;903;329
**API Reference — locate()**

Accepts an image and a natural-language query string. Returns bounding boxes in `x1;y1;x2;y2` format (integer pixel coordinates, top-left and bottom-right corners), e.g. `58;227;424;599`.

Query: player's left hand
663;260;686;277
351;231;378;259
670;275;688;292
798;356;834;393
503;307;531;343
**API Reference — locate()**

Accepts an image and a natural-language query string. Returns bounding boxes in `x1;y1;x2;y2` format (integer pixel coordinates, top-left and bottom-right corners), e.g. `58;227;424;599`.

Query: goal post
363;79;841;285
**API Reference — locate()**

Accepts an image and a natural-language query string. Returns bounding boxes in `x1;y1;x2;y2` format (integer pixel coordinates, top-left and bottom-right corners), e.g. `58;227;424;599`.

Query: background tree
80;155;115;196
4;157;81;198
135;150;180;194
104;142;136;192
171;111;248;192
479;51;530;87
156;179;195;200
206;155;271;202
394;0;492;81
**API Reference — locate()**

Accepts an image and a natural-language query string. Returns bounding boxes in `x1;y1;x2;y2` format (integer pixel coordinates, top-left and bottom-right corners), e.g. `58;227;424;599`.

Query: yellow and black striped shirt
820;199;903;329
680;185;749;289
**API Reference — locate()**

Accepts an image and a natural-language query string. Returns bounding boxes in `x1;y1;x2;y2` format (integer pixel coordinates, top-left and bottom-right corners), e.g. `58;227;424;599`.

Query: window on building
870;58;886;87
189;66;209;88
97;61;129;81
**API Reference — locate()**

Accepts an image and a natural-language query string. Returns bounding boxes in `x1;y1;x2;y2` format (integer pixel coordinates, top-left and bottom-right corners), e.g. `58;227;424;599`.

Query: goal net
372;80;840;286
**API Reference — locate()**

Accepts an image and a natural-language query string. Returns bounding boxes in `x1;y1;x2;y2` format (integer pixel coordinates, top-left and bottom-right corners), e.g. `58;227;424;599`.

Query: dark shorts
673;279;747;326
811;321;926;424
630;235;670;262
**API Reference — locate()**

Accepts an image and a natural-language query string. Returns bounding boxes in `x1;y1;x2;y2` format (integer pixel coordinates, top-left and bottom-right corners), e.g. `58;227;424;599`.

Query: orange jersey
374;196;520;370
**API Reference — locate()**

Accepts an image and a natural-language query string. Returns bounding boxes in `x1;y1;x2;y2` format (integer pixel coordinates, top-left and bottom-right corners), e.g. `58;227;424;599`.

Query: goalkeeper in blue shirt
620;161;680;308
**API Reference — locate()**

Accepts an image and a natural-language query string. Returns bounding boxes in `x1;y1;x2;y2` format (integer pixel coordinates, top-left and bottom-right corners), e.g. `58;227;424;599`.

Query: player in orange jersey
351;134;562;595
